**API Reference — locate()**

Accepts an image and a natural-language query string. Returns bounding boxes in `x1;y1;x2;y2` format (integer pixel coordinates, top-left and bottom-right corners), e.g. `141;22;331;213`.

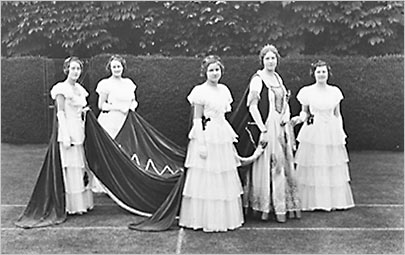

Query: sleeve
187;86;204;106
96;80;109;95
296;87;309;105
77;84;89;98
130;80;137;100
129;81;138;111
224;85;233;112
247;75;263;107
50;83;70;100
335;86;344;102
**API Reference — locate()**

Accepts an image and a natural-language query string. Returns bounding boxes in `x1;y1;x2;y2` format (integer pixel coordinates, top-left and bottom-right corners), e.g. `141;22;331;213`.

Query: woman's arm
247;76;267;132
333;103;341;117
248;103;267;133
98;92;109;110
333;103;344;129
193;104;204;120
55;94;71;148
129;89;138;111
55;94;65;112
291;104;310;126
192;104;208;158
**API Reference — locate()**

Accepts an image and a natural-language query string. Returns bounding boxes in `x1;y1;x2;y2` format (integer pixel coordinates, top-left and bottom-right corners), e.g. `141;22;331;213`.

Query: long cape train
15;114;66;228
15;110;187;230
115;112;186;177
84;111;186;231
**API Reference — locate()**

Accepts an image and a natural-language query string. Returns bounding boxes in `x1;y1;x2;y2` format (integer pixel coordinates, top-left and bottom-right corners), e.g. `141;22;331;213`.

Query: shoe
261;212;269;221
295;210;301;219
276;214;286;223
288;211;295;219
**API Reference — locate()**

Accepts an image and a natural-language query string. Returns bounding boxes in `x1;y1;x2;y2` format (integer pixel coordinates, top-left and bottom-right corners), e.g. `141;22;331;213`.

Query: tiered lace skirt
295;118;354;211
60;144;94;214
179;118;244;232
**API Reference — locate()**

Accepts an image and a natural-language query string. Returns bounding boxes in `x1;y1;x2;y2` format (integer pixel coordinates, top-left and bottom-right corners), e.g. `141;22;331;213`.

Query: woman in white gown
179;55;244;232
91;55;138;193
50;57;94;214
97;55;138;138
291;60;355;211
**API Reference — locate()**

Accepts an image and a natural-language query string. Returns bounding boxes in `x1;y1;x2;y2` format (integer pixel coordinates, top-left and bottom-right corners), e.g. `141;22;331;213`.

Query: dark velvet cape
15;114;67;228
115;112;186;177
86;111;187;231
229;75;269;158
15;110;187;230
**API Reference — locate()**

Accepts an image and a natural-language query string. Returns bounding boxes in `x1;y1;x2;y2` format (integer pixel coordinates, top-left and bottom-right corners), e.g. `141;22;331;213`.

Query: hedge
1;55;403;151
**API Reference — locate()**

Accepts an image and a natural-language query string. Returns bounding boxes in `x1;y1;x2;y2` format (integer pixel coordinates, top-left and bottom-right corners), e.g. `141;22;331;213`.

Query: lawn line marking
355;204;404;207
240;227;404;231
1;226;130;230
2;203;404;207
176;228;184;254
2;227;403;231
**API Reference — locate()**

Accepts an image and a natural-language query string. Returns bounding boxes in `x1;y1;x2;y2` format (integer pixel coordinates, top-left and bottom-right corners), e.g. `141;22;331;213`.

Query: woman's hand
119;106;129;114
129;101;138;112
290;116;302;126
259;131;269;148
61;138;72;149
198;144;208;159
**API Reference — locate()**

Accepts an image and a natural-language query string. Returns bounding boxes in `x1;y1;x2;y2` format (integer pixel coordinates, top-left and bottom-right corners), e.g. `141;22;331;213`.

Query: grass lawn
1;143;404;254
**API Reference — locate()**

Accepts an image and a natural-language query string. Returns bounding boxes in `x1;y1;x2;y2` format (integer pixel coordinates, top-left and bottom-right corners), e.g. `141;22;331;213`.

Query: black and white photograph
1;1;404;254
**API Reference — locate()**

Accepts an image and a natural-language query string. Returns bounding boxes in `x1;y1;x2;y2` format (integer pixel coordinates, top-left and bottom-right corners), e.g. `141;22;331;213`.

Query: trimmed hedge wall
1;55;403;151
1;57;67;143
1;58;47;143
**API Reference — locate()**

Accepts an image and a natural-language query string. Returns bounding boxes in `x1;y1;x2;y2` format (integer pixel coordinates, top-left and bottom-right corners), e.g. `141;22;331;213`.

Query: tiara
311;60;327;67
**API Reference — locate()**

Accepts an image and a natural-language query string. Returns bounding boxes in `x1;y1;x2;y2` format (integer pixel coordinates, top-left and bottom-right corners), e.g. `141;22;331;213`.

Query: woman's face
262;51;277;71
110;60;124;77
67;61;82;81
206;62;222;83
314;65;329;83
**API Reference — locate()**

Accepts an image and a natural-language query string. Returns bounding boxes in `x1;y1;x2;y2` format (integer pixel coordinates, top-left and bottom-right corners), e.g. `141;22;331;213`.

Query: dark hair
259;44;280;67
105;54;127;74
200;55;224;77
310;60;332;79
63;56;83;75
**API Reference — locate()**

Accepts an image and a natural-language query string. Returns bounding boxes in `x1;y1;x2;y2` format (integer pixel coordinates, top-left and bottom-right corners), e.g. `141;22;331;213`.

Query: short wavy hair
259;44;280;67
63;56;83;75
105;54;127;74
200;55;225;77
309;60;332;79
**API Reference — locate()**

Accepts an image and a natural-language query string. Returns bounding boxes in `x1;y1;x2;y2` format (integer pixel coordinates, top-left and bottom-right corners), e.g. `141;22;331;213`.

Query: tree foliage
1;1;403;57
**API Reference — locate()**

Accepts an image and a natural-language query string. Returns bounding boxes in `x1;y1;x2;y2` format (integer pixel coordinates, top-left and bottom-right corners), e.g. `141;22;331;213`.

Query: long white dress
179;83;244;232
50;82;94;214
295;85;355;211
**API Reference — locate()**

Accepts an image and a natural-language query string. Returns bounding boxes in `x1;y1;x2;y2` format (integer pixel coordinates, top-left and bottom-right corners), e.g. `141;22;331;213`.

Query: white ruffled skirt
60;144;94;214
179;117;244;232
295;118;354;211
